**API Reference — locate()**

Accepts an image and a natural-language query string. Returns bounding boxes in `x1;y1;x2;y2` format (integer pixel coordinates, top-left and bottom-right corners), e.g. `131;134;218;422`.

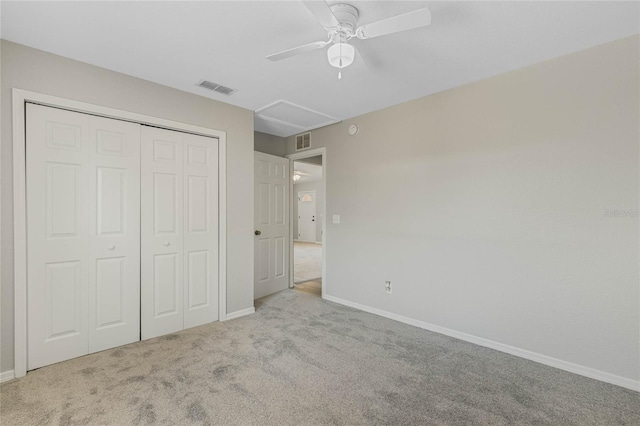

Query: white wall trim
218;135;227;322
12;90;28;380
225;307;255;321
323;294;640;392
12;88;228;378
286;148;326;296
0;370;16;383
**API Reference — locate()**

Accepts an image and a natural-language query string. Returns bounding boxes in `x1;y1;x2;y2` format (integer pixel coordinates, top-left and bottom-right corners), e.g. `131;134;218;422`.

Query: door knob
108;244;116;251
163;241;170;246
255;230;261;236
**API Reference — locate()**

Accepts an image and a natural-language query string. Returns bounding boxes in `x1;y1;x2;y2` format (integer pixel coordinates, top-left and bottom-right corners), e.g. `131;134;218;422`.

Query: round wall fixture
348;124;359;136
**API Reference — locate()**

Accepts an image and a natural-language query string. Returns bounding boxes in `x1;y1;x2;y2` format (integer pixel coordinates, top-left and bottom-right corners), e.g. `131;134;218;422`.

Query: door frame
296;190;317;243
12;88;228;378
286;148;326;295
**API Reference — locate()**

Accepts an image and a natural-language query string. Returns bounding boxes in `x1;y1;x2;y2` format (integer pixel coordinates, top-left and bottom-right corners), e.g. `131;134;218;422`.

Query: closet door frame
12;89;228;379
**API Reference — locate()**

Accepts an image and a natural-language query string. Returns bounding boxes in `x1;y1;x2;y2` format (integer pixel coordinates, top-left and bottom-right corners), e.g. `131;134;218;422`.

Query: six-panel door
141;127;219;340
254;152;290;299
26;104;141;369
26;104;220;369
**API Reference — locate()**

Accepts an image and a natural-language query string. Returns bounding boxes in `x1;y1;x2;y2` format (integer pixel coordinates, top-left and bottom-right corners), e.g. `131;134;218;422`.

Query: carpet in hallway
294;241;321;283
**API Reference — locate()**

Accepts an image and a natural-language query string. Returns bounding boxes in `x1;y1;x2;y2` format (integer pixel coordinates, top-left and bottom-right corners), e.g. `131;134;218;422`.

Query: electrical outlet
385;281;392;294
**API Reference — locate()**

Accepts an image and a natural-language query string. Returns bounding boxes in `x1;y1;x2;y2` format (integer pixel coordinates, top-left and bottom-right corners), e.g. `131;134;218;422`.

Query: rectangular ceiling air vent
296;132;311;151
197;80;237;96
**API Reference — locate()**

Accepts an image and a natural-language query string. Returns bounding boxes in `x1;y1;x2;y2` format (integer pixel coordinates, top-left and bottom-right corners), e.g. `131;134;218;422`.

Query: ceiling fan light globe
327;43;355;68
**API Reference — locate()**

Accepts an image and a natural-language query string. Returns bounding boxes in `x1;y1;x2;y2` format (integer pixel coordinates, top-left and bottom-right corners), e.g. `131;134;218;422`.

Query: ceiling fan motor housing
326;3;359;70
329;3;359;35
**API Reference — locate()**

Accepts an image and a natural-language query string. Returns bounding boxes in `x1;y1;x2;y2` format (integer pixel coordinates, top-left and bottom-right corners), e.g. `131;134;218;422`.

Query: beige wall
254;131;286;157
286;36;640;383
1;40;255;373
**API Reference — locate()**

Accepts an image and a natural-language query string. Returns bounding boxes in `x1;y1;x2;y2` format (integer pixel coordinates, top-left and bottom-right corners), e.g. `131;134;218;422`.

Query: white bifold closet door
26;104;141;370
141;126;219;340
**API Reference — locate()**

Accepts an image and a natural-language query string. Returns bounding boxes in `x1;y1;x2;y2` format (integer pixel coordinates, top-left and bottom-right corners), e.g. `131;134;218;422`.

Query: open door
254;152;290;299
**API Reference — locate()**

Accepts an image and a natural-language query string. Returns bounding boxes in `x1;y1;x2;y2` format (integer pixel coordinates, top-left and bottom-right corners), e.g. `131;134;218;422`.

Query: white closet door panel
88;116;141;352
27;104;90;369
183;133;219;329
141;126;184;339
154;253;180;316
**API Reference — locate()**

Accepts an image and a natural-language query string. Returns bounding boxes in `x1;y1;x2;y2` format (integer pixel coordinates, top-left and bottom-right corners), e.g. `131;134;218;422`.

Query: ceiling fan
266;1;432;79
293;169;312;182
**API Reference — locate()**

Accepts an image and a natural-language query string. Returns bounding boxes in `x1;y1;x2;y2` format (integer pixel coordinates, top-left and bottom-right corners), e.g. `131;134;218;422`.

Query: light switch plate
333;215;341;224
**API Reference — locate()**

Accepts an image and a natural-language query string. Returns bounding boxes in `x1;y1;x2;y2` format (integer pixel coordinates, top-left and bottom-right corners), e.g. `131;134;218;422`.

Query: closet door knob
108;245;116;251
163;241;170;247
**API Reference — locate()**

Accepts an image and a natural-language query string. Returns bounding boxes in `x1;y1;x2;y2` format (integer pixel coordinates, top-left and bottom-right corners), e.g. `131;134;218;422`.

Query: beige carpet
294;241;322;283
1;289;638;425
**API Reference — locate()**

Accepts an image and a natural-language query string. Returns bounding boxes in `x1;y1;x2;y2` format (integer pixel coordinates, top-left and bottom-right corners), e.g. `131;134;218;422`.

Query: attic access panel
255;100;338;135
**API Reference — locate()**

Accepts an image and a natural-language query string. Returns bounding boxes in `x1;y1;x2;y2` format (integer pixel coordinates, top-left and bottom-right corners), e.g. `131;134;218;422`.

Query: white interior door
27;104;90;369
26;104;141;370
141;127;219;339
88;116;141;353
254;152;289;299
141;126;184;339
297;190;316;242
183;133;219;329
26;104;220;367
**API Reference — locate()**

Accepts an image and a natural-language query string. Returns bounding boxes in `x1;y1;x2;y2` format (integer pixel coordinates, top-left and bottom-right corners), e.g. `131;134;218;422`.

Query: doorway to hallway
289;152;325;297
293;241;322;295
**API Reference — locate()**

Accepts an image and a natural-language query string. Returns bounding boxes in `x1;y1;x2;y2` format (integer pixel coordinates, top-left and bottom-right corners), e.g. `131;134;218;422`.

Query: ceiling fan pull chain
338;41;343;79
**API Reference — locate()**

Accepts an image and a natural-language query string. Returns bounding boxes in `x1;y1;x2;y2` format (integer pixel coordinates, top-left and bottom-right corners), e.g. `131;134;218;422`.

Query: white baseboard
323;294;640;392
0;370;15;383
225;307;255;321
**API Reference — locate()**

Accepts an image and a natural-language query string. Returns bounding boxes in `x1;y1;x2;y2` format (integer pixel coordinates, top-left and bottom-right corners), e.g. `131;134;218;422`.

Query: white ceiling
2;1;638;137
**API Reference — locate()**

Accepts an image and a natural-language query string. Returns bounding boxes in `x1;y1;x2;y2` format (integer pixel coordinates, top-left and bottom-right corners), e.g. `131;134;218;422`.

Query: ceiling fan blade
356;7;431;40
353;44;377;68
266;40;328;61
301;0;339;28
